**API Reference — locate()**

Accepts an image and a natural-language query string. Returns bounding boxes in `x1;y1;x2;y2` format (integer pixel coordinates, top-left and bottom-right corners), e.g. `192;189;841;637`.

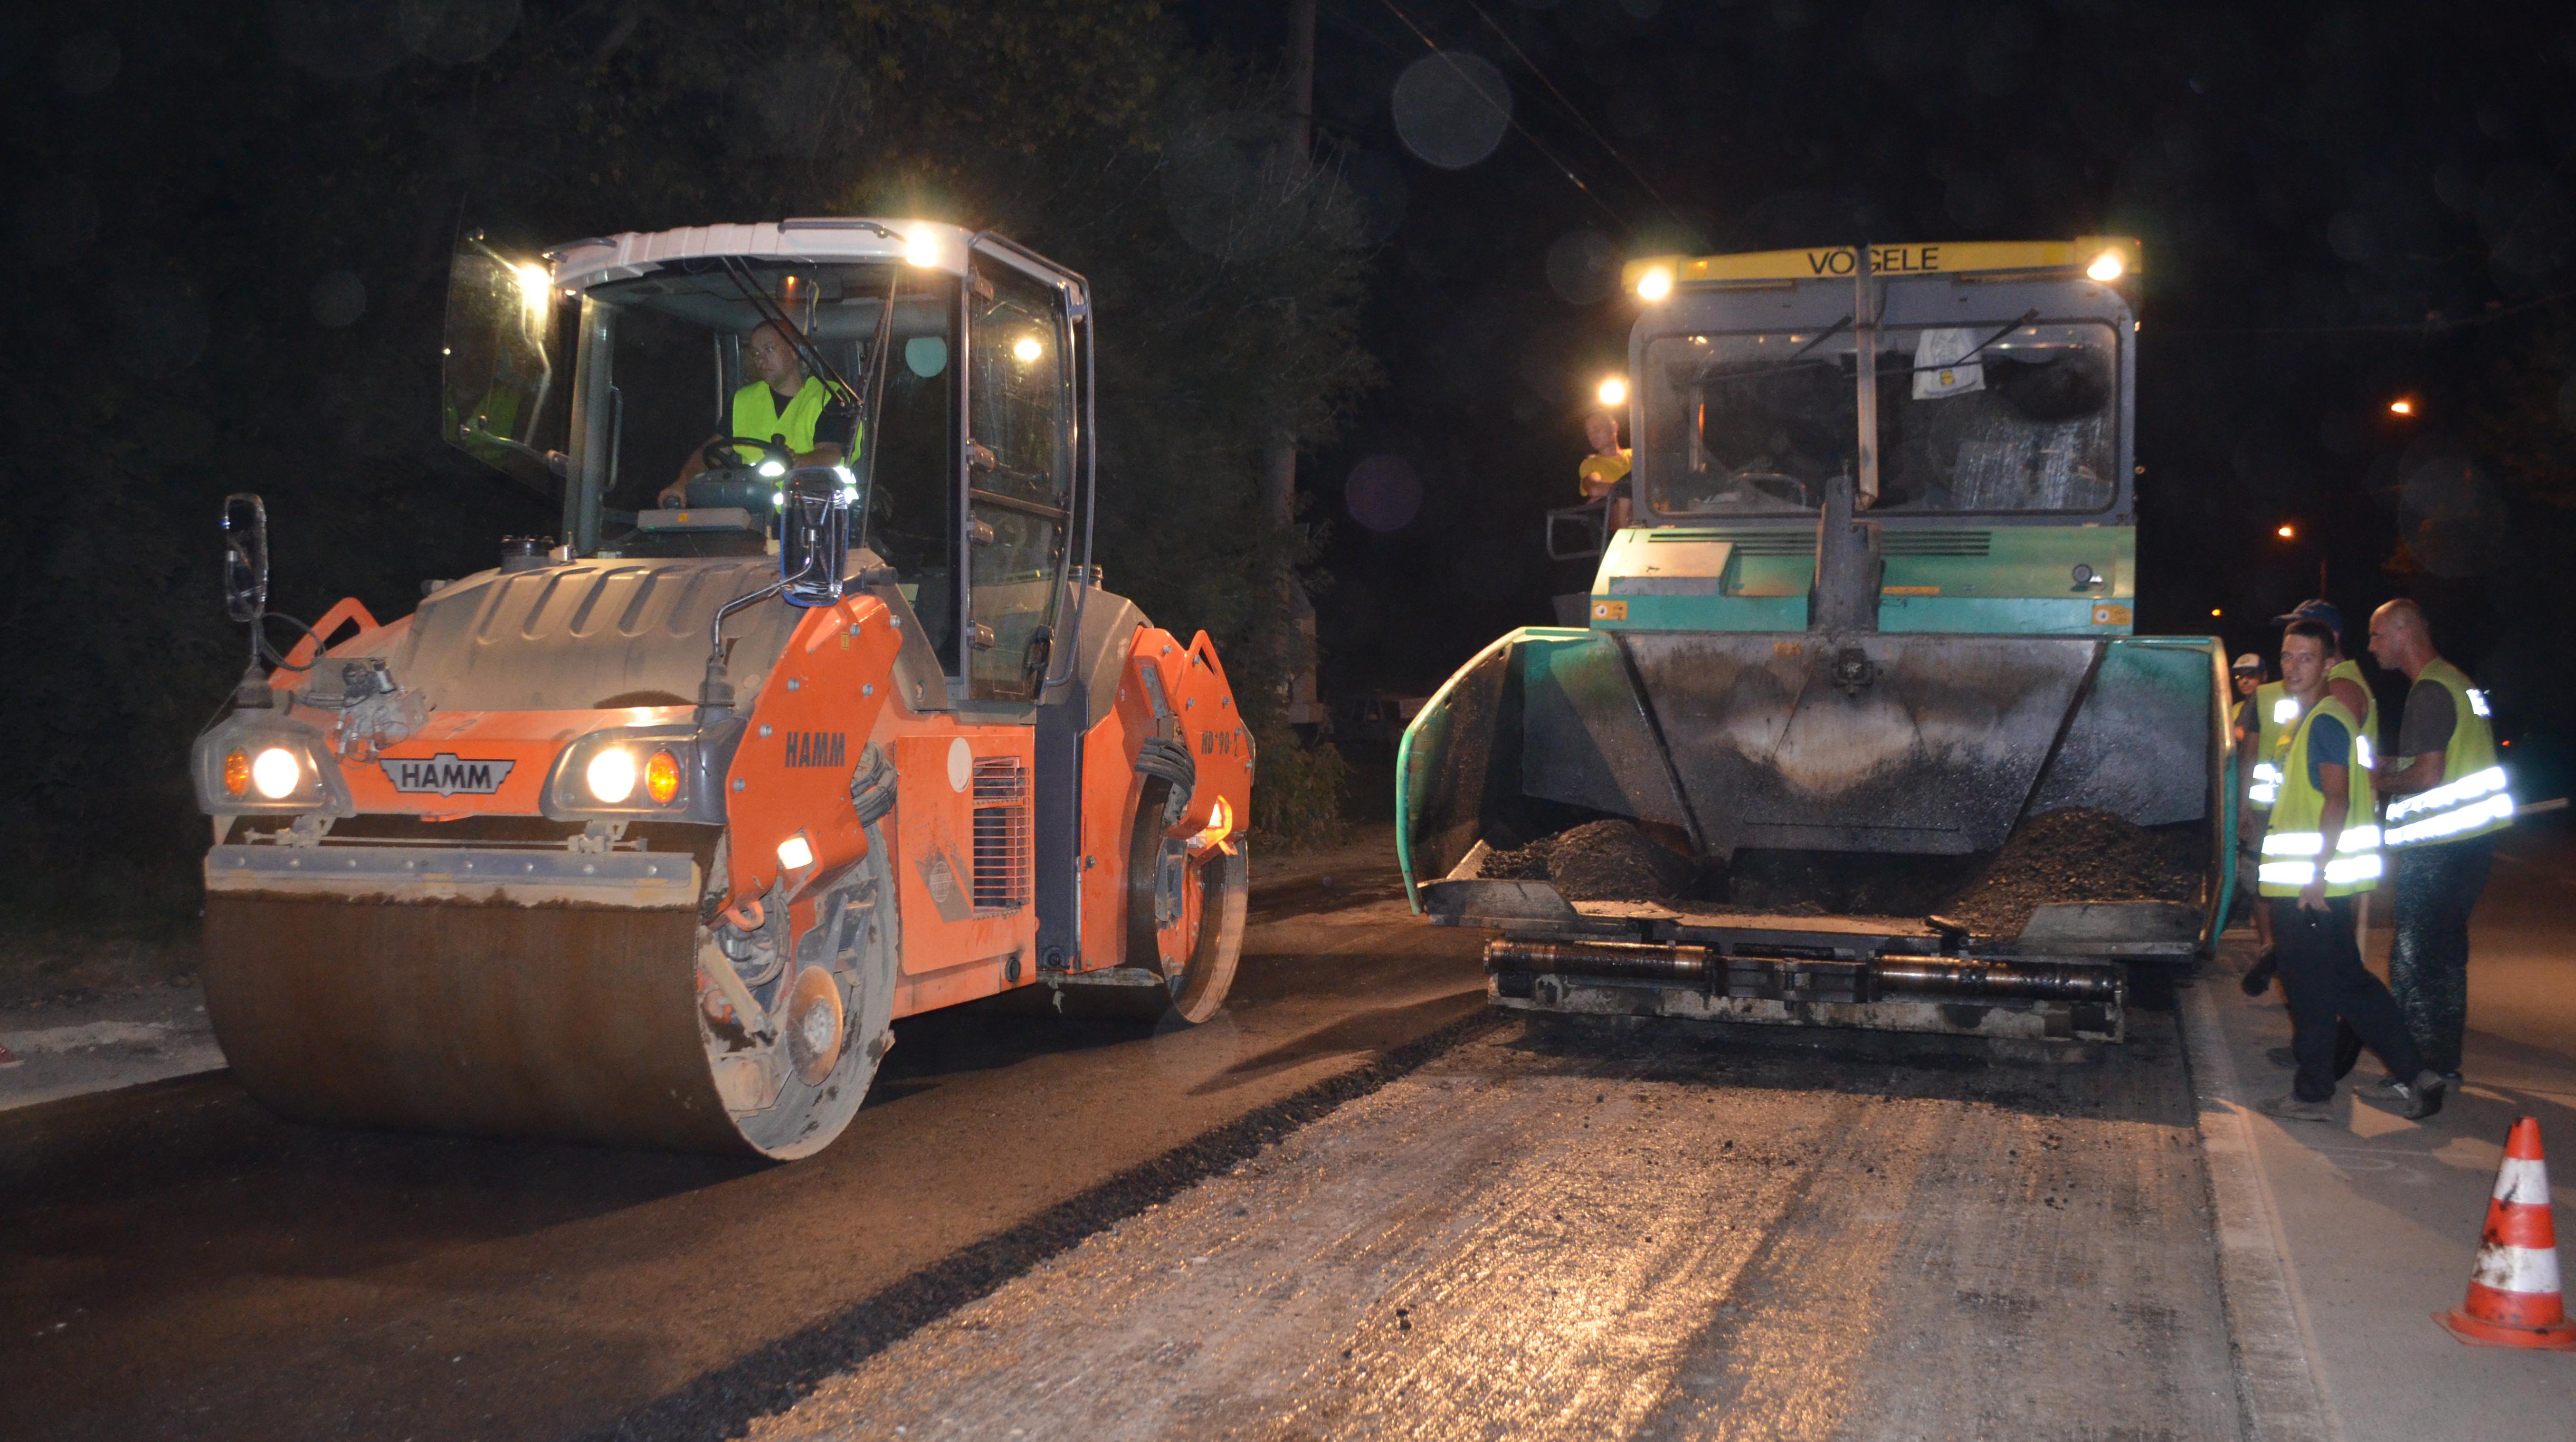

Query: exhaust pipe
1485;938;2120;1004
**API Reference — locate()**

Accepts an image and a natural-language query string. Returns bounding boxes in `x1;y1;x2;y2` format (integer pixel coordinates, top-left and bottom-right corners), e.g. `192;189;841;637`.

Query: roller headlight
543;722;734;823
194;718;349;816
585;748;638;804
251;747;302;799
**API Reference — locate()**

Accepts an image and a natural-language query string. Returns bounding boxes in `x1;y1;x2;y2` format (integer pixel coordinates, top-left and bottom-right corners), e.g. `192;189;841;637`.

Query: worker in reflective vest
2241;600;2375;999
2368;598;2511;1084
2256;618;2443;1123
2228;654;2282;973
661;320;852;505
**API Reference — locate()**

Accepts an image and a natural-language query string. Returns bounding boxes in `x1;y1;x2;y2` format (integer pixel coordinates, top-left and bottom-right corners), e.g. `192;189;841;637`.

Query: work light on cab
2086;250;2125;282
251;747;302;800
1635;266;1674;301
1597;375;1629;408
585;748;637;804
644;749;681;804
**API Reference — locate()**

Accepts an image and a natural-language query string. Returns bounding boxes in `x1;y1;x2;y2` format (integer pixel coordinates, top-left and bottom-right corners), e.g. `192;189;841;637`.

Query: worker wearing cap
2367;598;2510;1086
2241;600;2377;998
1579;412;1634;535
661;320;852;506
2257;618;2444;1123
2228;654;2279;967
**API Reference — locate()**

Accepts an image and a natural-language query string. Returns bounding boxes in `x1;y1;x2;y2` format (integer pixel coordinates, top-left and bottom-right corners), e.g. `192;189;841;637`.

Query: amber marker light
1597;375;1629;408
222;749;252;797
645;750;681;805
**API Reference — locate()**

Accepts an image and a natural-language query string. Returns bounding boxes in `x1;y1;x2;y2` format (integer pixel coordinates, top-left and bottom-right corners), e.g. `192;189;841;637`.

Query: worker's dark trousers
2268;896;2423;1103
2387;834;2497;1077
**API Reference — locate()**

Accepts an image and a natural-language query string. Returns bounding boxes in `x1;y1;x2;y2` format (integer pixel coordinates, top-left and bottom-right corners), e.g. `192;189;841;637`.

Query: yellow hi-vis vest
2383;657;2511;847
731;377;831;463
2252;663;2378;810
2259;693;2382;896
2248;680;2293;810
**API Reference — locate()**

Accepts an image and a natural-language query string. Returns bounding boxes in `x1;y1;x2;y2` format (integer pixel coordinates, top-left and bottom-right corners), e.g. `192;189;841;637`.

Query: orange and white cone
2436;1116;2576;1349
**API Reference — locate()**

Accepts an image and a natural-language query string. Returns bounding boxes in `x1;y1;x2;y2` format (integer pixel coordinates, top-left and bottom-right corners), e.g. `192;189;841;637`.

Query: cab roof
1620;237;2140;294
543;218;984;289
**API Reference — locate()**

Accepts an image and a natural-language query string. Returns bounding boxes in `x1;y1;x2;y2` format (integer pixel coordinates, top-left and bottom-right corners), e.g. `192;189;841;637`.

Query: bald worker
661;320;851;507
2368;598;2510;1086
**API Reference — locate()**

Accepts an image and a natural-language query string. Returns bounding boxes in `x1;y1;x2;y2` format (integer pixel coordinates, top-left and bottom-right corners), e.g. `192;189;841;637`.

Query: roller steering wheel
700;436;795;476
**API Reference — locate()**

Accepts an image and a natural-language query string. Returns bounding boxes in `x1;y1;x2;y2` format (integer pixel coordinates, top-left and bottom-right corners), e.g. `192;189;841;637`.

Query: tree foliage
0;0;1373;886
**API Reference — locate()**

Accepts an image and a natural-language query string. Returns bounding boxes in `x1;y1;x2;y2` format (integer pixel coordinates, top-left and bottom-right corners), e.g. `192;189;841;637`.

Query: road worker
661;320;852;506
1578;412;1633;535
2366;598;2510;1088
2228;653;2279;968
2256;619;2444;1123
2241;600;2374;998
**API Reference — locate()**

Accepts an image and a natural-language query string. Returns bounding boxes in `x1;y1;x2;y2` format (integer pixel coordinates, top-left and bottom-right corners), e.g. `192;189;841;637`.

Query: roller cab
190;223;1252;1157
1405;240;2233;1043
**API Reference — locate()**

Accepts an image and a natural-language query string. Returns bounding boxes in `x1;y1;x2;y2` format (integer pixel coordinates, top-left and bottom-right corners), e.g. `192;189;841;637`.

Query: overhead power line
1455;0;1690;230
1371;0;1637;236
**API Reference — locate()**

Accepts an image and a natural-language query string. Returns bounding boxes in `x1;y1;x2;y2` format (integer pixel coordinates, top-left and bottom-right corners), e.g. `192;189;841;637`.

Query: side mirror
780;467;853;608
222;493;269;624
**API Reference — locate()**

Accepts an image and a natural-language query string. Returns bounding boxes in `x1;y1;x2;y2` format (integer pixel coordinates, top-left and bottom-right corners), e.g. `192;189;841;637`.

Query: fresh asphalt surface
8;833;2252;1442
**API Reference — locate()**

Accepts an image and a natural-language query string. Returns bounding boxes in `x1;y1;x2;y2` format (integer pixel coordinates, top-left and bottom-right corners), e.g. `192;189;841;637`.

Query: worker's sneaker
2390;1071;2447;1121
2259;1092;2335;1123
2239;950;2278;996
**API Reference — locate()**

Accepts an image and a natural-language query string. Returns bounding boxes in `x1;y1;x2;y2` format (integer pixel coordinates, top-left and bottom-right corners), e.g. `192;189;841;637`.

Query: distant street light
2276;524;2296;539
2388;397;2417;416
1597;375;1629;408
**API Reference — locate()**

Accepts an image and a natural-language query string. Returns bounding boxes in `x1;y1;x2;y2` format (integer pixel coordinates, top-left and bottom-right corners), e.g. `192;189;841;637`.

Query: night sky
8;0;2576;879
1192;0;2576;781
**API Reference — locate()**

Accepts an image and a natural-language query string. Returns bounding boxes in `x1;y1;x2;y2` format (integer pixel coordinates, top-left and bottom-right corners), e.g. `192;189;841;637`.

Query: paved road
5;833;2245;1442
754;1012;2237;1442
2198;822;2576;1442
1;839;1484;1442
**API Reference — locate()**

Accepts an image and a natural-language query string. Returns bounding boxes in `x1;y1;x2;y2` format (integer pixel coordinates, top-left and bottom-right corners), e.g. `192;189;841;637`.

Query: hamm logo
379;754;517;796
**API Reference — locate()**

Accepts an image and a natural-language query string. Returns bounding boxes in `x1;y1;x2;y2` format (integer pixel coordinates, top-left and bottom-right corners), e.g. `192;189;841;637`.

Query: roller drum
204;894;749;1151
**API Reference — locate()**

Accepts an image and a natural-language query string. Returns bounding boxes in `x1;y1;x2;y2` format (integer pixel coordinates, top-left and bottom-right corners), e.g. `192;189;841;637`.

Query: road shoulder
2180;960;2346;1442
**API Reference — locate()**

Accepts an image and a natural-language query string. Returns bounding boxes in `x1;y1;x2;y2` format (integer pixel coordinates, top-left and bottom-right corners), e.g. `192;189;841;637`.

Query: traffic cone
2435;1116;2576;1349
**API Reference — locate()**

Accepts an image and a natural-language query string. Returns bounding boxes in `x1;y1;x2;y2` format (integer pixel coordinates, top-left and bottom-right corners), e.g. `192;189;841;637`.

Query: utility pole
1267;0;1322;730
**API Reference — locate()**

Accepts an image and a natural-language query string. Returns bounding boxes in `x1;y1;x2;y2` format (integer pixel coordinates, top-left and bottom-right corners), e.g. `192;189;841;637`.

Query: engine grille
971;757;1031;912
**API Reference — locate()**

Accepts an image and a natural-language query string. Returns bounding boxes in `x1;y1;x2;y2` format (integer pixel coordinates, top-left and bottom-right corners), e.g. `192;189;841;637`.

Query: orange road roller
190;221;1252;1158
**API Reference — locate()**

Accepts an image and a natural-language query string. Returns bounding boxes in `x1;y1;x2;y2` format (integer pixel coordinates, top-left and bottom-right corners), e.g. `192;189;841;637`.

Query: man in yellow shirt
660;320;851;506
1577;412;1632;534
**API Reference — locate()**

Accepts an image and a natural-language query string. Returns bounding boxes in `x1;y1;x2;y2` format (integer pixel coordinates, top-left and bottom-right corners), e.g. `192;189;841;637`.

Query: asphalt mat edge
585;1007;1506;1442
